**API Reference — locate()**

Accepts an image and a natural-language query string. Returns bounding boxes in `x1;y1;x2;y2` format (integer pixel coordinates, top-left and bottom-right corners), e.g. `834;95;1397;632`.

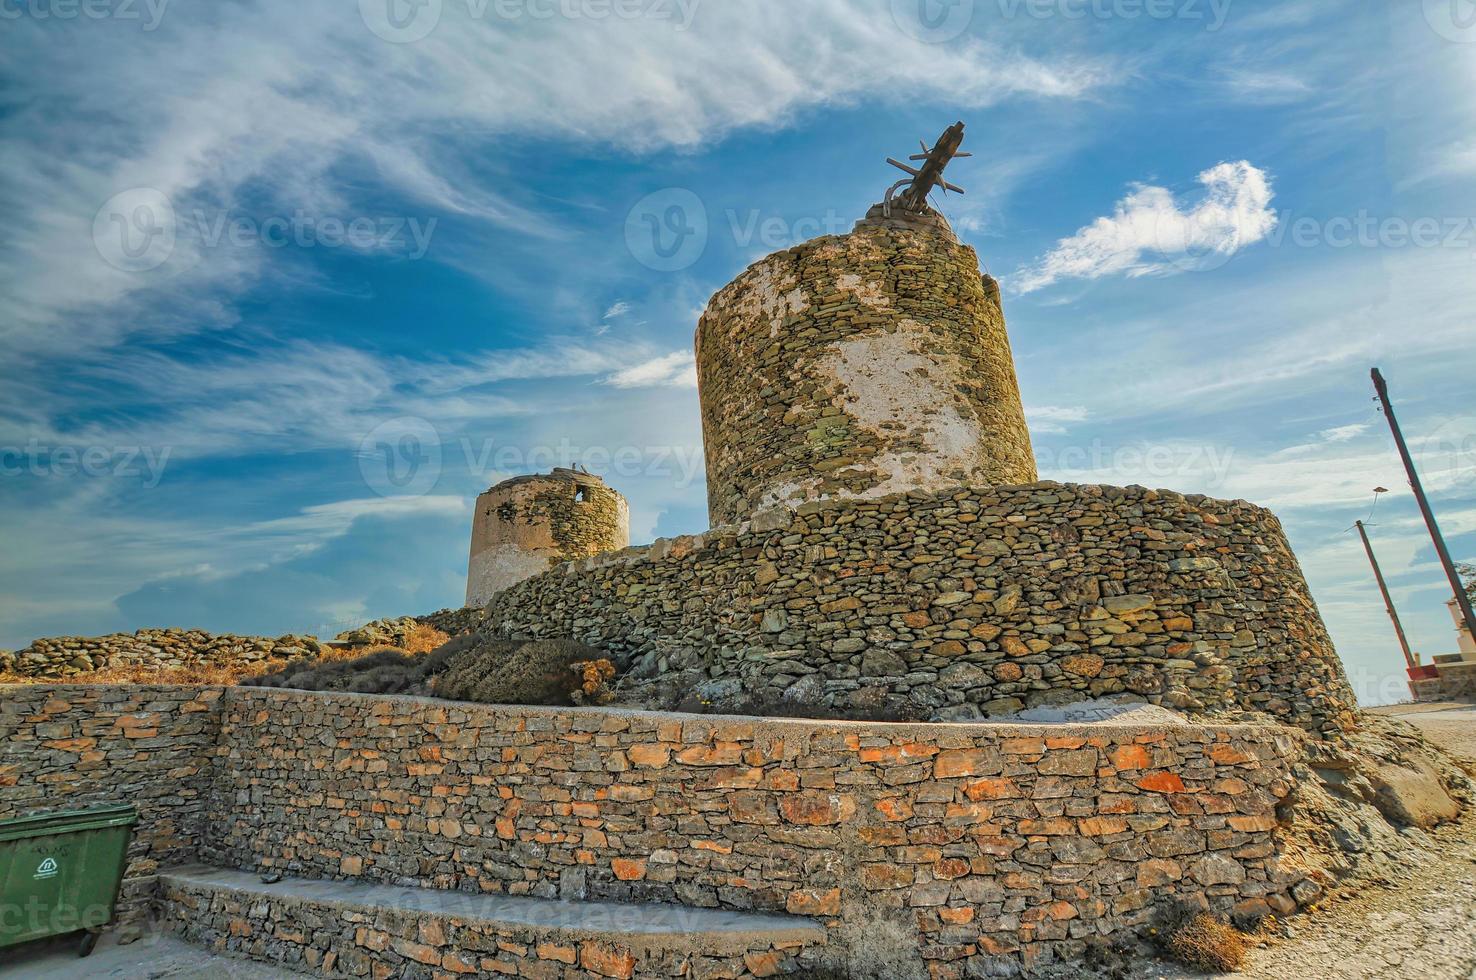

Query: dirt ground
1148;701;1476;980
2;931;300;978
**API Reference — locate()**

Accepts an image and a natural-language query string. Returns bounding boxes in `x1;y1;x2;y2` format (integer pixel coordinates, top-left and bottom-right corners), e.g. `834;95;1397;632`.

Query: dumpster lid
0;803;139;841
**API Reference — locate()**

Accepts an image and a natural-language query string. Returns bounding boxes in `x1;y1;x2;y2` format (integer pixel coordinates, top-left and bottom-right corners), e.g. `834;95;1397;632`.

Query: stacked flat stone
4;627;320;679
696;220;1036;526
482;482;1358;735
417;605;486;637
199;689;1302;975
0;683;1312;975
0;685;224;930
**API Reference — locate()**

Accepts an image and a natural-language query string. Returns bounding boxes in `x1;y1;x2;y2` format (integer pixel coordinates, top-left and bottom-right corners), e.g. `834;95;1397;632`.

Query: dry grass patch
399;624;450;655
1161;912;1247;973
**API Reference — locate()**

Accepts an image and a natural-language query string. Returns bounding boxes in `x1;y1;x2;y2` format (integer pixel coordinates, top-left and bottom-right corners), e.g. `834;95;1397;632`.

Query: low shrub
241;633;617;708
433;637;611;707
247;648;427;695
673;693;915;723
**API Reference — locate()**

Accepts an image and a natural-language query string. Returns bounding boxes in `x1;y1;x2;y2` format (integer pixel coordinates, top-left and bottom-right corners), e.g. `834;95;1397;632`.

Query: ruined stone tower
480;132;1357;735
695;209;1037;526
465;468;629;607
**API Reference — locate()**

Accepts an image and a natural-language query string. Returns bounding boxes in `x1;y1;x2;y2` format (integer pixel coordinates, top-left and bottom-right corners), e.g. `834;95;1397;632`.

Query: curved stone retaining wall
202;688;1301;976
0;685;1310;976
482;482;1357;734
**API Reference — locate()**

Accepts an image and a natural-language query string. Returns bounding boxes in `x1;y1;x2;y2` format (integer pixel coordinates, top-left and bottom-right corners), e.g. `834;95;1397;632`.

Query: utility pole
1355;520;1416;669
1371;367;1476;648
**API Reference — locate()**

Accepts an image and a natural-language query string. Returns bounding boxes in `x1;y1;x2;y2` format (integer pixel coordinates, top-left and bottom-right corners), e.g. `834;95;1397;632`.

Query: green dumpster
0;803;138;956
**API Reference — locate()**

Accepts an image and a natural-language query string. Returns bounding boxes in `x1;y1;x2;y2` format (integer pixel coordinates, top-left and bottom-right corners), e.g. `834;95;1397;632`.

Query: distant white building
1449;597;1476;659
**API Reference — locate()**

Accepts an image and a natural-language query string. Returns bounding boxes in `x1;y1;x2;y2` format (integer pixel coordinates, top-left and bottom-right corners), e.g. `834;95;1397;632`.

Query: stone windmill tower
465;468;629;607
696;122;1037;525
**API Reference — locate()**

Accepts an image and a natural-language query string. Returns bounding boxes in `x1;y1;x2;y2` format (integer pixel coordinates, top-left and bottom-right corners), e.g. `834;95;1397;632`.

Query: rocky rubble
1274;715;1475;911
1;628;322;679
333;616;426;647
335;609;485;646
3;607;485;681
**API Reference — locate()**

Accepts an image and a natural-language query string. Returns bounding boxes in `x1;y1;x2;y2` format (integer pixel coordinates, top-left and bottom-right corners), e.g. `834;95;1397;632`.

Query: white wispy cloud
1319;423;1370;443
603;301;632;319
603;351;699;389
1403;140;1476;189
1025;405;1089;434
0;2;1116;362
0;337;690;464
1012;161;1278;293
1213;67;1313;105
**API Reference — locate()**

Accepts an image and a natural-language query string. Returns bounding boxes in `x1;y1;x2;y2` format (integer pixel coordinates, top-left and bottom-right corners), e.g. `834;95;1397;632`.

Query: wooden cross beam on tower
884;121;971;216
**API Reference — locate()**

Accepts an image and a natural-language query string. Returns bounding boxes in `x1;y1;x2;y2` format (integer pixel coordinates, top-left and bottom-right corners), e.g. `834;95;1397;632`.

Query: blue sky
2;0;1474;705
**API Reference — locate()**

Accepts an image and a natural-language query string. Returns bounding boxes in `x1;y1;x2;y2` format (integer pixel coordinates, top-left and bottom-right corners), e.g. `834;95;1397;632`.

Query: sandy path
1148;701;1476;980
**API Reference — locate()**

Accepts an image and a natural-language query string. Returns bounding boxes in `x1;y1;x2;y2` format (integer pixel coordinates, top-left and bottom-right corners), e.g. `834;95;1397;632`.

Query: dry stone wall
417;605;487;637
1412;662;1476;702
1;627;320;679
695;223;1037;526
202;688;1302;977
0;684;1319;975
482;482;1357;735
0;685;223;926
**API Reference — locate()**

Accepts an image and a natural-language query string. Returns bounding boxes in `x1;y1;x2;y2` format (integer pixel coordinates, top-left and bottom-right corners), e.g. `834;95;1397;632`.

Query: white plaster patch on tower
708;262;811;342
814;232;886;266
815;319;989;499
835;273;891;309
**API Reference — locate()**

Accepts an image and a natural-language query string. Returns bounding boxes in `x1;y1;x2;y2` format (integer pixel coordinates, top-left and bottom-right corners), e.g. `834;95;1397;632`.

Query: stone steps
156;865;828;979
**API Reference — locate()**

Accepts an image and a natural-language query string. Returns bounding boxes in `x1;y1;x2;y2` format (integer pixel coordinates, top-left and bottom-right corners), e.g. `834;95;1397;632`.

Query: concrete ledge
228;683;1276;739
